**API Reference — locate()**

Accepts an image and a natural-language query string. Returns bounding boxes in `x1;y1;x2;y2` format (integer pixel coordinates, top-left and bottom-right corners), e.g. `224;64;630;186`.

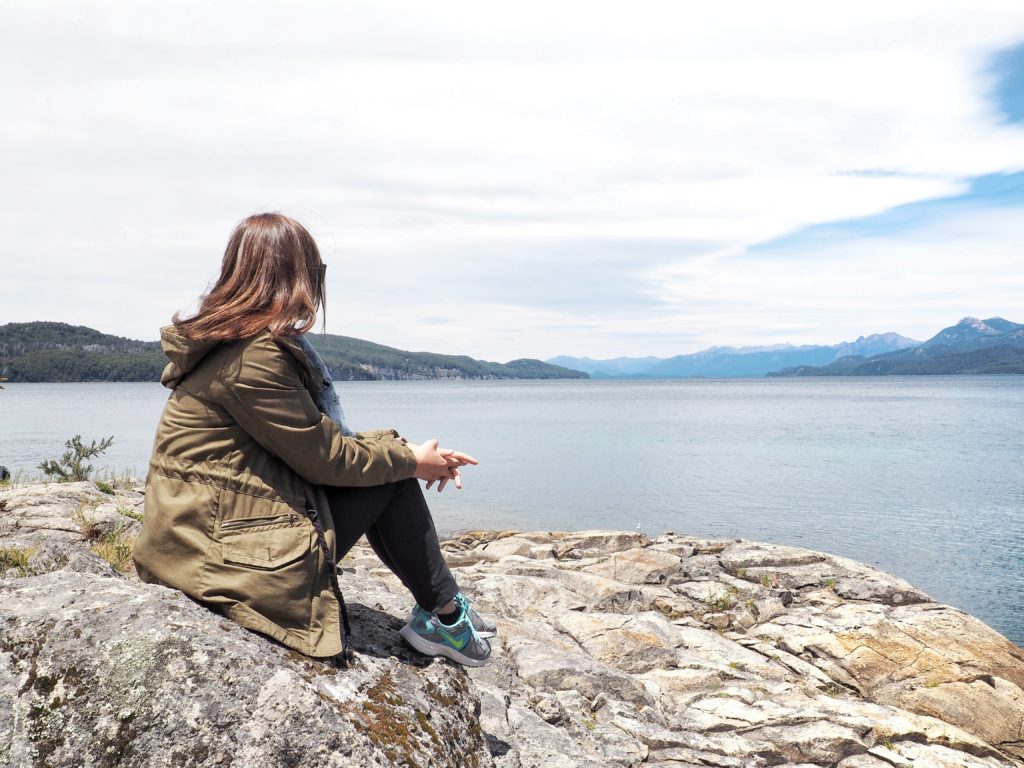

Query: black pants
324;477;460;613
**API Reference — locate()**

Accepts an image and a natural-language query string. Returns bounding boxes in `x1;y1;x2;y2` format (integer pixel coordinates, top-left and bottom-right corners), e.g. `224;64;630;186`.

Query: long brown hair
173;212;326;341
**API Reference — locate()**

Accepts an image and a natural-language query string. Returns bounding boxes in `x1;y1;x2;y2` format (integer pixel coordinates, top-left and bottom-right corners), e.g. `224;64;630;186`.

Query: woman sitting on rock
132;212;494;666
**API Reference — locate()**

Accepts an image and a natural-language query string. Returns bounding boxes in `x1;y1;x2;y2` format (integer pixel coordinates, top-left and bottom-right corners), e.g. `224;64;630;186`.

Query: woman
133;212;494;667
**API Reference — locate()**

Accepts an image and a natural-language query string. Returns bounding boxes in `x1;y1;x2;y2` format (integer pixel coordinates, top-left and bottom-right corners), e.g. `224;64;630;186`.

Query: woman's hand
408;438;478;492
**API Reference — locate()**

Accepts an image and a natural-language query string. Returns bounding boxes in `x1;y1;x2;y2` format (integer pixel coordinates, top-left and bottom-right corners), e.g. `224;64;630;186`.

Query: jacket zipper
220;513;298;531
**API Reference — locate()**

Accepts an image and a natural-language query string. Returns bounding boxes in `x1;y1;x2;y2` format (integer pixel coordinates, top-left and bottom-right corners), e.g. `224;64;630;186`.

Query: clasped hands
403;437;478;492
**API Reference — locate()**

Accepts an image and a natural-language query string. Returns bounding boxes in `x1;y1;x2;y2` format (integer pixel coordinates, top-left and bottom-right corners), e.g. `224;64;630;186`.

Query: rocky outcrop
2;481;1024;767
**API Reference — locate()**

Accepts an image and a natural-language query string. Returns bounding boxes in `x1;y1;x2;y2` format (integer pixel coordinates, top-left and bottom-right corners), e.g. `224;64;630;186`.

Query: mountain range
770;317;1024;376
4;317;1021;383
550;317;1024;378
0;322;586;382
549;333;920;378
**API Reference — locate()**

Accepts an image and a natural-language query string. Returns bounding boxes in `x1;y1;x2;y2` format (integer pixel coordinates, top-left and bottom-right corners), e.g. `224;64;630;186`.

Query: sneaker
405;593;498;639
455;592;498;638
400;603;492;667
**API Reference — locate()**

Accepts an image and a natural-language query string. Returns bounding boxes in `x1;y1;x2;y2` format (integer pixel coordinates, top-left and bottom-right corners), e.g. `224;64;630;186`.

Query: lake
1;377;1022;646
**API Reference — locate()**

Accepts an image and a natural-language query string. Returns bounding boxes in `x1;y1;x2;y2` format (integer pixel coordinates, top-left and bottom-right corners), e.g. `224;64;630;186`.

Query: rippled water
2;377;1022;646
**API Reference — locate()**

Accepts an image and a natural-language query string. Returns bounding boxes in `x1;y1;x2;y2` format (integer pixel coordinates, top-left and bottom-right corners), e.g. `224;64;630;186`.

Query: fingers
425;465;463;492
418;441;473;491
441;450;479;467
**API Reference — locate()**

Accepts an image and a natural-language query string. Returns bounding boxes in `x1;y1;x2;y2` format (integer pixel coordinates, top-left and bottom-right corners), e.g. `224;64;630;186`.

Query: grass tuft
0;546;36;577
116;505;144;523
90;526;135;573
704;584;738;612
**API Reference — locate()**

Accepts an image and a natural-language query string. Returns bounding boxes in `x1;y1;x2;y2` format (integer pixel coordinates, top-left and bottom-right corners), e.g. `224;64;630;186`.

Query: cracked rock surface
3;481;1024;767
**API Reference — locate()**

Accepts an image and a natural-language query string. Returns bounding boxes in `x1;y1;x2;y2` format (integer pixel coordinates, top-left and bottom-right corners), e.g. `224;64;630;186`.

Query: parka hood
158;325;320;390
159;325;220;389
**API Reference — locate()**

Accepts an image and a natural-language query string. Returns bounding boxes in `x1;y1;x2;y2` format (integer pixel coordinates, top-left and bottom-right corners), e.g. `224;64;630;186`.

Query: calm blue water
1;377;1022;646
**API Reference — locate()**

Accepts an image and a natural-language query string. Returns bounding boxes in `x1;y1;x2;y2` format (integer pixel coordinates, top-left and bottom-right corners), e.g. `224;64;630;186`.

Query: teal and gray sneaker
455;592;498;638
400;603;492;667
405;592;498;639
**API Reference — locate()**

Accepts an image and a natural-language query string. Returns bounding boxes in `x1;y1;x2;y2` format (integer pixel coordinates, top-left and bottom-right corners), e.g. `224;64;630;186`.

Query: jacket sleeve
216;335;418;487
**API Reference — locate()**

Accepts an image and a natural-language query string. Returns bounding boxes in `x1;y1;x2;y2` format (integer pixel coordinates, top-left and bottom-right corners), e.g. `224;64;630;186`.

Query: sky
1;1;1023;362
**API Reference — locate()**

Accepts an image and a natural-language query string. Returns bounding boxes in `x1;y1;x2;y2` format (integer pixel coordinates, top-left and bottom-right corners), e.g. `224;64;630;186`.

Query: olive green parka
133;326;418;657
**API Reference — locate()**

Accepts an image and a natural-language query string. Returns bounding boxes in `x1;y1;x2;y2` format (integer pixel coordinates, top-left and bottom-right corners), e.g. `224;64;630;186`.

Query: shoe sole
399;624;491;667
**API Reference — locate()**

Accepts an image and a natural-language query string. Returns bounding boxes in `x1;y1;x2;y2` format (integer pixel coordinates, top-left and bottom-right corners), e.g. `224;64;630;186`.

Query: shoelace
415;594;486;648
436;596;484;648
455;593;486;647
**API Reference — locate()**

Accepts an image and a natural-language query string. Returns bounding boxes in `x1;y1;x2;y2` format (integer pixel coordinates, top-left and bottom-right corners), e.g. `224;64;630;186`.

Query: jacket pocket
208;489;318;635
220;522;314;570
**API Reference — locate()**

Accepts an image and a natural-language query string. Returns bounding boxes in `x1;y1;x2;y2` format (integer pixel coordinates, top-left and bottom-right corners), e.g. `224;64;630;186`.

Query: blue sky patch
990;41;1024;124
751;172;1024;254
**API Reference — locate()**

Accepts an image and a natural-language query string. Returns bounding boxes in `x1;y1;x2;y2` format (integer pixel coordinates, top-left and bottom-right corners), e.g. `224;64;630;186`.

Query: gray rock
674;553;722;581
731;605;757;630
508;640;652;706
753;597;787;622
553;611;680;674
583;547;682;584
0;571;489;768
25;540;120;578
479;537;536;560
4;486;1024;768
703;612;731;630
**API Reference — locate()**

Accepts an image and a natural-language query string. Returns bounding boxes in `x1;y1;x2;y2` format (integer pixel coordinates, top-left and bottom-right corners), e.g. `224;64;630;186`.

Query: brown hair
173;212;326;341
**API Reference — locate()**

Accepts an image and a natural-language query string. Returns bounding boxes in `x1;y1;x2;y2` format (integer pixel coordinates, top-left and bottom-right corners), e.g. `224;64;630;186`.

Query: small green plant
38;435;114;482
0;546;35;577
727;661;746;671
95;480;115;495
759;573;771;588
96;468;137;490
75;501;103;541
735;567;746;578
91;525;135;573
117;505;144;523
881;738;895;751
821;681;844;697
705;584;738;612
825;577;836;591
582;718;596;731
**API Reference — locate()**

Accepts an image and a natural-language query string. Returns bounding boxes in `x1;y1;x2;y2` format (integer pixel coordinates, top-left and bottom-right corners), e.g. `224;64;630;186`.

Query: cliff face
2;482;1023;767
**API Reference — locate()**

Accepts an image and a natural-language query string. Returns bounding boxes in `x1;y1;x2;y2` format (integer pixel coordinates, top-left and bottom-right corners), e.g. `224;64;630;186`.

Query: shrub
38;435;114;482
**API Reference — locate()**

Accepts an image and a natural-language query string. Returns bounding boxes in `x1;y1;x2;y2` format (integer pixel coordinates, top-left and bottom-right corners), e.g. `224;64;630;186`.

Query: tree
38;435;115;482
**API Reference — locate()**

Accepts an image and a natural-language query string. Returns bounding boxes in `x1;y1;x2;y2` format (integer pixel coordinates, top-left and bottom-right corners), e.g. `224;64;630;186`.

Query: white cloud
1;1;1023;358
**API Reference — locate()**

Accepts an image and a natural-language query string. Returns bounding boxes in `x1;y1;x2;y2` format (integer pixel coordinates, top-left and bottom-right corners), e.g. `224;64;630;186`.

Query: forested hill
0;322;165;382
0;322;587;382
305;333;586;381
